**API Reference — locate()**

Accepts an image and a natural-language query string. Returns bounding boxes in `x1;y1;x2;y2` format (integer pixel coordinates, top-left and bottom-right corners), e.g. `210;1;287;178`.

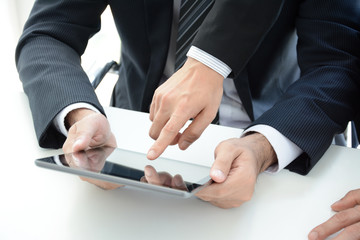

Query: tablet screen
35;147;211;197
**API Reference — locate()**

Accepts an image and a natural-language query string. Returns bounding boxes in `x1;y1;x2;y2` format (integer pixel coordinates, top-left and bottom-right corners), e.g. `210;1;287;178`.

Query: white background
0;0;120;106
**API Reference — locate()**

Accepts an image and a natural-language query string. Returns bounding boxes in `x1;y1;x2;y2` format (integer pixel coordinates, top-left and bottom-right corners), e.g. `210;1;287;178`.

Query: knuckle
214;138;239;158
216;138;239;149
242;191;254;202
346;189;360;203
345;190;356;199
333;211;350;225
67;123;78;135
213;187;230;199
164;122;179;134
345;223;360;239
215;140;229;152
204;109;217;122
159;92;173;105
184;130;200;142
355;205;360;213
148;128;158;140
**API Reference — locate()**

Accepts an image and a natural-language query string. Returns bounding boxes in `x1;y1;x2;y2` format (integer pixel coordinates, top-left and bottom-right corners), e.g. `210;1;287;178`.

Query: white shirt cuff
242;125;303;173
53;103;101;137
187;46;232;79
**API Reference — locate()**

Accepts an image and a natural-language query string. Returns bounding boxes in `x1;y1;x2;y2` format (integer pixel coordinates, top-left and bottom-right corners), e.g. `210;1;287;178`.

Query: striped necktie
175;0;214;71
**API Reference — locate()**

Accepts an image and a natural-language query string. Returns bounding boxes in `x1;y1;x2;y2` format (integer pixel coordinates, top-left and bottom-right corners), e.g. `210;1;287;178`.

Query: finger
149;87;164;122
147;113;187;160
209;142;239;183
85;148;106;165
171;174;188;191
170;132;181;145
332;189;360;212
144;165;161;184
196;174;237;199
308;205;360;240
195;182;242;209
149;110;182;145
149;98;155;121
148;114;170;140
144;165;172;187
70;151;90;169
64;122;95;153
140;176;148;183
178;109;215;150
85;149;108;171
333;221;360;240
195;181;221;201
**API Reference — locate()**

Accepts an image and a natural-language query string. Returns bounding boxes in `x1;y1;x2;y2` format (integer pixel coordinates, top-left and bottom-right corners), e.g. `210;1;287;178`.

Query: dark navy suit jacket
16;0;360;175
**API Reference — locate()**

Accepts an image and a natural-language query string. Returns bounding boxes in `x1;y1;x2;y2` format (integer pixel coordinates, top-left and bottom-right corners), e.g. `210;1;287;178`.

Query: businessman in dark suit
16;0;360;209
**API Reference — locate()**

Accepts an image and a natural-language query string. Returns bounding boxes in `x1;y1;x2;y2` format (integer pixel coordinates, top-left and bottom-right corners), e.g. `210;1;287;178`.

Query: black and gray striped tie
175;0;214;71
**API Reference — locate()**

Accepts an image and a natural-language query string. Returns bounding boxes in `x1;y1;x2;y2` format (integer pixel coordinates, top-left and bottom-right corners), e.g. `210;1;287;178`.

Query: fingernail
73;138;83;151
308;231;318;240
147;150;157;160
180;141;191;150
211;169;226;182
145;169;152;178
174;176;183;187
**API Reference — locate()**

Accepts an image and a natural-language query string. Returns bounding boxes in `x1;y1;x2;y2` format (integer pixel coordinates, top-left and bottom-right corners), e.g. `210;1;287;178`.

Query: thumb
210;147;233;183
65;122;95;153
72;135;91;152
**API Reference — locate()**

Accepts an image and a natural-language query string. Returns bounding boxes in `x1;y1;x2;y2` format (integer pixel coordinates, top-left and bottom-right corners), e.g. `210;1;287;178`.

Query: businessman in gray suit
16;0;360;209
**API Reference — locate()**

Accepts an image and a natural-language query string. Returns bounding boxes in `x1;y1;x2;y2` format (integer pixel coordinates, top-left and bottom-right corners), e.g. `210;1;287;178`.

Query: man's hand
62;108;117;153
196;133;277;209
147;57;224;160
308;189;360;240
62;109;119;189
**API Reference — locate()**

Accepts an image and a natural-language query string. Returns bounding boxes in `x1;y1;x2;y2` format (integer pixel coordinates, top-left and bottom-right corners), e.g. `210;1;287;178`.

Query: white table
1;92;359;240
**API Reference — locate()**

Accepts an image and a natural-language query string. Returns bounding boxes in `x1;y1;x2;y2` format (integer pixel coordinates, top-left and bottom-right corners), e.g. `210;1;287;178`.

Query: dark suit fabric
16;0;360;175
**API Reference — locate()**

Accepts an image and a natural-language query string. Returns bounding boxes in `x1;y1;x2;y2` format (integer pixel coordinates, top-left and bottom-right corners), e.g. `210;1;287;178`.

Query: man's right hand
62;108;117;153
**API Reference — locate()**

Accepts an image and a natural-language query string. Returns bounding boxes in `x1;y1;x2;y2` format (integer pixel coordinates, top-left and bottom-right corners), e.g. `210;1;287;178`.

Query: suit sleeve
192;0;284;77
15;0;108;148
249;0;360;174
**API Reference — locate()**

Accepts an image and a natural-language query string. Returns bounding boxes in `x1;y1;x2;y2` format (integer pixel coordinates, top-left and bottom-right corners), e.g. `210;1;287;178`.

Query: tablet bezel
35;147;211;198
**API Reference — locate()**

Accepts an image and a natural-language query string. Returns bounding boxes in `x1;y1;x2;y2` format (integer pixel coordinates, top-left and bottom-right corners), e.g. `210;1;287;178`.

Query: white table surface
0;92;359;240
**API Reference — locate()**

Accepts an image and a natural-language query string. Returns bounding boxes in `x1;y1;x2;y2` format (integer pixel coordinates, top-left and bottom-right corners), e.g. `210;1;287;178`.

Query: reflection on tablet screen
36;147;211;197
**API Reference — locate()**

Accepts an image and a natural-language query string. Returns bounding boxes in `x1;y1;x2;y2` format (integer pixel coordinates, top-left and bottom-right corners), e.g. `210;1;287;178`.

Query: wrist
243;132;277;173
186;46;232;78
65;108;98;130
184;57;224;82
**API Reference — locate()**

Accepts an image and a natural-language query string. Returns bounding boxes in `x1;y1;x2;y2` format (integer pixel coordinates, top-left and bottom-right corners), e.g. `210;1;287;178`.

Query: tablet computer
35;147;211;198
